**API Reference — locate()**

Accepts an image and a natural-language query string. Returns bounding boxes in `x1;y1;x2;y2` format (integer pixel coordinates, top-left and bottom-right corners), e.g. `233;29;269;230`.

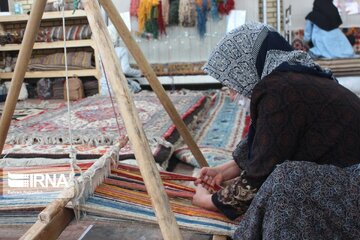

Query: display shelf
0;9;100;87
0;69;99;79
0;10;87;23
0;39;95;51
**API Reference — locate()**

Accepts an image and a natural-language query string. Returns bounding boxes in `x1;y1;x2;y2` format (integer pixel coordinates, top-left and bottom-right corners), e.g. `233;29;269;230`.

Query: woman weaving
193;22;360;239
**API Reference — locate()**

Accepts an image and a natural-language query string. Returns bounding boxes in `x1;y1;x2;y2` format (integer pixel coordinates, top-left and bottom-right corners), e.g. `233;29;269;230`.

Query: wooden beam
99;0;209;168
37;186;75;223
82;1;183;240
0;0;48;153
0;69;98;79
213;235;228;240
0;10;87;23
20;208;74;240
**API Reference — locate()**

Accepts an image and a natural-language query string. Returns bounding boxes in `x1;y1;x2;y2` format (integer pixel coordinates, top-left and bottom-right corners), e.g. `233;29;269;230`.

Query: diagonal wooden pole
82;1;183;239
98;0;209;168
0;0;48;153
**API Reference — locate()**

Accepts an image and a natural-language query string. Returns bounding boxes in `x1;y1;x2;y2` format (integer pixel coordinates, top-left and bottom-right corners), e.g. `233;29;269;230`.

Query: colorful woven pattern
1;144;113;158
0;162;93;211
175;90;250;167
80;163;238;236
6;91;208;163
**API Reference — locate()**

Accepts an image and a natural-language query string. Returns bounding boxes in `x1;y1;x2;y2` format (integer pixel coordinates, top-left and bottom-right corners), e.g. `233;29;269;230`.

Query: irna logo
8;172;70;188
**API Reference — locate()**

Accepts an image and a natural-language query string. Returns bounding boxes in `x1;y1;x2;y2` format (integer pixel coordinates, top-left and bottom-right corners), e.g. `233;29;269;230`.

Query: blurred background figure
304;0;355;58
100;23;142;95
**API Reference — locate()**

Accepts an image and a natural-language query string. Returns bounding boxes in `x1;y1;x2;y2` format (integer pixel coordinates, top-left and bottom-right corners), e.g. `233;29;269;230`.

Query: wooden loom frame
0;0;228;239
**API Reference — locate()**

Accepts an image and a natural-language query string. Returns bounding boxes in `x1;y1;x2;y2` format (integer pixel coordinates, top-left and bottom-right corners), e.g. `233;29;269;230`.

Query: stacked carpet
315;57;360;77
52;78;65;99
83;79;99;97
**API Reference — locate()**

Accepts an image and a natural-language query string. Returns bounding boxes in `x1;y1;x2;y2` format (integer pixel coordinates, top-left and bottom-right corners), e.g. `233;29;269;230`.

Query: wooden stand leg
82;1;183;239
98;0;209;168
0;0;48;153
20;208;74;240
213;235;228;240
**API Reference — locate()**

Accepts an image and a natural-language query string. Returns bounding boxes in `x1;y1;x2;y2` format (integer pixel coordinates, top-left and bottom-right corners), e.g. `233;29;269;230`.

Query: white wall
284;0;360;30
110;0;258;63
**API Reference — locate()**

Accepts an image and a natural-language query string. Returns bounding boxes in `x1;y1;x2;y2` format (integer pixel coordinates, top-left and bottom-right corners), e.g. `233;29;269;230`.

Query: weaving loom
0;142;122;212
0;0;227;238
1;144;238;236
80;162;238;236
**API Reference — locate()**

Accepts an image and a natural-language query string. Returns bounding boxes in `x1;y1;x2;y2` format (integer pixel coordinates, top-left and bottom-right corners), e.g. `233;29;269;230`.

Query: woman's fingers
194;178;203;185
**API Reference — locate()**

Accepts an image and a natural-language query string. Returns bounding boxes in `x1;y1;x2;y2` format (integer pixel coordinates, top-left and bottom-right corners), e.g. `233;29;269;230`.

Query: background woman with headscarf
192;22;360;238
304;0;355;58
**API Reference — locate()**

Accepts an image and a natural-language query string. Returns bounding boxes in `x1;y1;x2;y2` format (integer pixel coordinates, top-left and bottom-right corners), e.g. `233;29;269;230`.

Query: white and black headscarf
202;22;331;98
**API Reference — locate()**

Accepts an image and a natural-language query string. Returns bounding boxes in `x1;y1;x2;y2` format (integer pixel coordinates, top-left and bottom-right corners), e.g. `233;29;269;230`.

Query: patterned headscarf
202;22;319;98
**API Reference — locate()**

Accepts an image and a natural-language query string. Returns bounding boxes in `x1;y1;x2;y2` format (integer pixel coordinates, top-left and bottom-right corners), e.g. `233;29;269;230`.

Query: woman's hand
192;184;218;211
194;167;223;191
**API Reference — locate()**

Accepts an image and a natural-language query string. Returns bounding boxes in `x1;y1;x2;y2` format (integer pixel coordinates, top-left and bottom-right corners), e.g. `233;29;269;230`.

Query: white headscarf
202;22;318;98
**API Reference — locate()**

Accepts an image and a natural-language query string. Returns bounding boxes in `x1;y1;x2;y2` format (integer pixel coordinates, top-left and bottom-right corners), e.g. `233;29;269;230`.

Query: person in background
100;24;142;95
193;22;360;239
304;0;355;58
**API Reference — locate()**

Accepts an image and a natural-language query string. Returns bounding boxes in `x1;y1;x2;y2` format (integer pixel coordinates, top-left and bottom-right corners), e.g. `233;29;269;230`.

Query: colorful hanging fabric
137;0;151;33
179;0;196;27
195;0;208;38
145;6;159;39
130;0;141;17
168;0;180;25
157;1;166;34
162;0;170;25
217;0;234;15
72;0;79;14
138;0;163;38
210;0;219;20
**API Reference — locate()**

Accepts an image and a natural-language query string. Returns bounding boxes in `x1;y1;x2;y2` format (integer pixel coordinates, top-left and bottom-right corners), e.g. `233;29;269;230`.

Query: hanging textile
210;0;219;20
179;0;196;27
218;0;234;15
145;6;159;38
137;0;165;39
195;0;208;38
168;0;180;25
161;0;170;25
157;1;166;34
137;0;157;33
130;0;141;17
137;0;150;33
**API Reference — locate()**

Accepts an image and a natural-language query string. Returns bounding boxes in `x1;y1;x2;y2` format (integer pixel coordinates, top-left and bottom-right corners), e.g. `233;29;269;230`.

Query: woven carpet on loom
0;144;119;225
6;91;208;164
0;162;93;214
78;164;238;236
174;90;250;167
